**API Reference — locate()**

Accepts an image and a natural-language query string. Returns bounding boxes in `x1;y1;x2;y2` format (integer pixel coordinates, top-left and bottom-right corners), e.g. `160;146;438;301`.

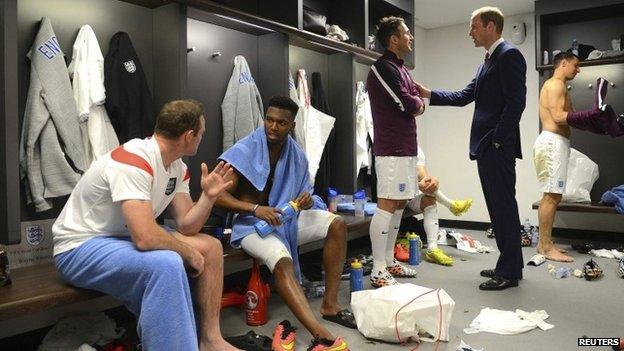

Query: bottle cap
408;232;418;240
350;259;363;269
288;200;300;212
328;187;338;197
353;189;366;200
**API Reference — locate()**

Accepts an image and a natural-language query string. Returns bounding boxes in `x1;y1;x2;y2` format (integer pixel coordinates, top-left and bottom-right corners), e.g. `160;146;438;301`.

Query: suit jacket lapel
475;42;505;98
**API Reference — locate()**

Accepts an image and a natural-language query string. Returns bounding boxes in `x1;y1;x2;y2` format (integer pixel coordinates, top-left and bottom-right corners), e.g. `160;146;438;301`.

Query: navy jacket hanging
311;72;335;201
104;32;154;143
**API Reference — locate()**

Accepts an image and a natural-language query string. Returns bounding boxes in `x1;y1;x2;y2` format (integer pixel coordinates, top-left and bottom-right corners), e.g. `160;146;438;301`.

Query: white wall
412;13;624;232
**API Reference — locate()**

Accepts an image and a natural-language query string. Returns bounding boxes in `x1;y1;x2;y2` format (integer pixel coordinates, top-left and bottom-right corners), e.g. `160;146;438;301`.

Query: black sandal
225;330;272;351
322;309;357;329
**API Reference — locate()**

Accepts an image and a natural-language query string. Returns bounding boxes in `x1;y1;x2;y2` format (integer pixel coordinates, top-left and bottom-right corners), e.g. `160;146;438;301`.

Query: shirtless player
534;52;580;262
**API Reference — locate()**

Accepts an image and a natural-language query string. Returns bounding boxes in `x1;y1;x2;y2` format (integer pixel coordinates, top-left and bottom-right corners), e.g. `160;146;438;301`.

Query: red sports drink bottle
245;260;270;326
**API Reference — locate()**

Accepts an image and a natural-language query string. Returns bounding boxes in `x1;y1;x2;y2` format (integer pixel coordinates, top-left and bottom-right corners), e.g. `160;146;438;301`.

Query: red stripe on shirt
183;169;190;181
111;146;154;176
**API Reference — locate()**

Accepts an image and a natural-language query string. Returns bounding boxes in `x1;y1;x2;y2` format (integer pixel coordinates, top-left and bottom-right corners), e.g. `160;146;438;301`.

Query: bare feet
200;338;242;351
538;242;568;254
550;241;568;253
539;247;574;262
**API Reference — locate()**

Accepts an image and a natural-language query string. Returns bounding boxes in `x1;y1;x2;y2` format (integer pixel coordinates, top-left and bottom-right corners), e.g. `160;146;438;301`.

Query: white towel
464;308;554;335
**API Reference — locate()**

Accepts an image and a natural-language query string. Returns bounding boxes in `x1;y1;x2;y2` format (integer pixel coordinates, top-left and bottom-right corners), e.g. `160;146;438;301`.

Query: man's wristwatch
493;142;501;149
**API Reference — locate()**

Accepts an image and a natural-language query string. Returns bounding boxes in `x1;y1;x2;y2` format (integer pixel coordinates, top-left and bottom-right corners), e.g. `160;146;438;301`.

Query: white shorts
240;210;339;271
375;156;418;200
533;131;570;194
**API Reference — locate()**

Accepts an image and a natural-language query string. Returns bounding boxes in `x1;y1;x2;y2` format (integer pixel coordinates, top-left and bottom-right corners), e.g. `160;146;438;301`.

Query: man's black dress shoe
480;269;496;278
479;276;518;291
480;269;523;280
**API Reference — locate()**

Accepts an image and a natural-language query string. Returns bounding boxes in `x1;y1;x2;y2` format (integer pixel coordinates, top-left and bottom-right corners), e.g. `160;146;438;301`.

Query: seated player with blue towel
215;96;354;350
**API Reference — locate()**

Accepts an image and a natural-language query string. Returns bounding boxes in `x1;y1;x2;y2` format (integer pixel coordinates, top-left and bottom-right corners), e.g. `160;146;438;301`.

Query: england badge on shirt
123;60;136;73
165;178;177;195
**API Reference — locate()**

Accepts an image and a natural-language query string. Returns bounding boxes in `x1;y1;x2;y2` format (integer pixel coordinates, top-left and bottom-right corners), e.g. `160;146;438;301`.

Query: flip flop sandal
322;309;357;329
225;330;272;351
527;254;546;266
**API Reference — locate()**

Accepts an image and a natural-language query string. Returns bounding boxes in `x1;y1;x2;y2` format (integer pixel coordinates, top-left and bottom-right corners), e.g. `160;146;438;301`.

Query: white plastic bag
562;148;599;203
351;284;455;343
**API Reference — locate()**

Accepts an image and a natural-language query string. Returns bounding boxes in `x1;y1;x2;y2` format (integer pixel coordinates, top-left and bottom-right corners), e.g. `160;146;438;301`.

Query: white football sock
370;208;393;274
385;209;405;265
423;205;440;250
434;190;452;209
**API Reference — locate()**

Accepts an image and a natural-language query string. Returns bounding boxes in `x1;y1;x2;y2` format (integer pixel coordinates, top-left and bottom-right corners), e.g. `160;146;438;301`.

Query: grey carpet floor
219;229;623;351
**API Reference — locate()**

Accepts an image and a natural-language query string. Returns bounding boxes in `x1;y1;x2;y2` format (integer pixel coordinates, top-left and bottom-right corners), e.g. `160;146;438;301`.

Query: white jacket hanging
221;55;264;151
69;24;119;166
289;71;306;150
355;81;374;177
296;69;335;183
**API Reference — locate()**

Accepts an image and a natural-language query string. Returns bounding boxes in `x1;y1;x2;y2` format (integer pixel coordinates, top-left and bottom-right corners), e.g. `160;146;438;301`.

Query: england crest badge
26;225;44;246
123;60;136;73
165;178;177;195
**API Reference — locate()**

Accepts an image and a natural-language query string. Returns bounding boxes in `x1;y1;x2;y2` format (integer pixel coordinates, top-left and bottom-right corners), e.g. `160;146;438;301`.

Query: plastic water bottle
350;259;364;293
245;261;269;326
572;39;579;56
408;233;421;266
531;226;539;248
523;218;532;236
353;189;366;217
327;187;338;213
254;201;300;237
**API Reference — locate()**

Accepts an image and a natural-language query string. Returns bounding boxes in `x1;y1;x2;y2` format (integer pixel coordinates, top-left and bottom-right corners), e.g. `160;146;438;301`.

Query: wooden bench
0;213;374;323
531;201;619;214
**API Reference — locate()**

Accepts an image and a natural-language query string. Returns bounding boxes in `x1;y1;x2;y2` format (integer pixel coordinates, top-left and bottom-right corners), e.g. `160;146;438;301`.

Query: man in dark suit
416;6;527;290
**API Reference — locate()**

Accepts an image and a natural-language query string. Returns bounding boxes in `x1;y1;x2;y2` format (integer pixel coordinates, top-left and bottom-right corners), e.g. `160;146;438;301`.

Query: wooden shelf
536;56;624;72
119;0;383;63
179;0;383;63
532;201;619;214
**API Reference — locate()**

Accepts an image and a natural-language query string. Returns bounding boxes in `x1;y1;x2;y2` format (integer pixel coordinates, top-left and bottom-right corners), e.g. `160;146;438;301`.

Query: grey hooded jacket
19;17;86;212
221;55;264;151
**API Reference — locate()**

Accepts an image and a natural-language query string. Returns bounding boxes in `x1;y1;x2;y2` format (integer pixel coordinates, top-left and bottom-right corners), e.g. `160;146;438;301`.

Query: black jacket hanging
104;32;154;143
311;72;335;201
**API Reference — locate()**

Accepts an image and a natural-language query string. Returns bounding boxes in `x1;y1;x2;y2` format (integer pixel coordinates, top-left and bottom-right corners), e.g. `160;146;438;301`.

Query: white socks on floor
370;208;393;273
385;209;404;264
423;205;439;250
